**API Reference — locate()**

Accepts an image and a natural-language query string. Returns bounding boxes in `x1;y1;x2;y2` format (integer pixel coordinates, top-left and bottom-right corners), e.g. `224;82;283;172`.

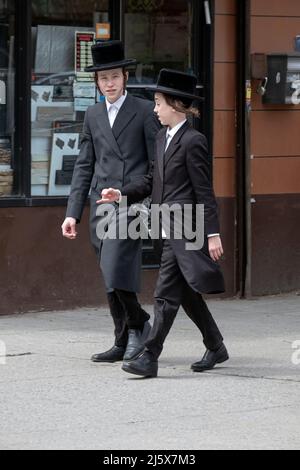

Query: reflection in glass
31;0;108;196
125;0;191;85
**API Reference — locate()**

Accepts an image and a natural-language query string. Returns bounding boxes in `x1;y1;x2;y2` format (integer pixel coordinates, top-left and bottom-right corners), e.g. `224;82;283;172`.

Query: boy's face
154;93;174;126
97;68;128;103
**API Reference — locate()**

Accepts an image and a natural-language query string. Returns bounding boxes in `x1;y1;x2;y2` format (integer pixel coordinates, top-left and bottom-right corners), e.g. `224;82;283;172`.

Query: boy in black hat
62;41;160;363
98;69;229;378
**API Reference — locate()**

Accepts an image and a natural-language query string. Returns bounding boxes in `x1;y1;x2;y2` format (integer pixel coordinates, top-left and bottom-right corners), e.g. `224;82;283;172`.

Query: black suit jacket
66;93;159;222
66;93;160;293
122;122;225;294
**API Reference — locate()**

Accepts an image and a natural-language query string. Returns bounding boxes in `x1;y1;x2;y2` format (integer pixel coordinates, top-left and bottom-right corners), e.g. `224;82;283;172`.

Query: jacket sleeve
120;158;154;205
66;107;95;222
186;133;220;235
120;103;159;205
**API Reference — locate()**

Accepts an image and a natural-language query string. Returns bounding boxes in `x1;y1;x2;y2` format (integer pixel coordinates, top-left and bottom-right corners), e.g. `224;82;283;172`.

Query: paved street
0;294;299;450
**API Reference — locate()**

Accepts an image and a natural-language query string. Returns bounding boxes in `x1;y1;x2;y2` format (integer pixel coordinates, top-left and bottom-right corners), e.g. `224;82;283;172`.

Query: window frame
1;0;32;206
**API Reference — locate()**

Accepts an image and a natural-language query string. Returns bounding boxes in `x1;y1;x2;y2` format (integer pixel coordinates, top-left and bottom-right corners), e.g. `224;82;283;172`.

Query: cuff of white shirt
116;190;122;203
207;233;220;238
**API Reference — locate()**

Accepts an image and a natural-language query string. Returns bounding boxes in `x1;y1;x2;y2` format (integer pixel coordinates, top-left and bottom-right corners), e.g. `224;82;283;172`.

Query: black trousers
107;290;150;348
145;241;224;359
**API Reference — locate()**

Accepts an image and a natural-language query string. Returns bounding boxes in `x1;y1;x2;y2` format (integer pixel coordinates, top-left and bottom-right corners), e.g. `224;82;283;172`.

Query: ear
123;71;129;94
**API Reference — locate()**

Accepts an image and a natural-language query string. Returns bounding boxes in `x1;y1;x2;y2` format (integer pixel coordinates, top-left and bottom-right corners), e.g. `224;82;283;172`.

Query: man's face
97;68;128;103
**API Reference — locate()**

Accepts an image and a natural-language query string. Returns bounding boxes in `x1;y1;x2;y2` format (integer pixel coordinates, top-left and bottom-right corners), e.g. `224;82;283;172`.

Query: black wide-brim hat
146;69;203;101
85;40;138;72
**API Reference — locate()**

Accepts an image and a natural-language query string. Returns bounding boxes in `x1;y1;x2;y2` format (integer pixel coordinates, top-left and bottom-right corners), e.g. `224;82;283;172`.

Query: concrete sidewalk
0;294;299;450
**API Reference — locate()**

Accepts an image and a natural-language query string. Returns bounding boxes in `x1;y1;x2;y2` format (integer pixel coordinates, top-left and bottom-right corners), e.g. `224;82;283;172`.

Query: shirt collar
167;119;187;139
106;91;128;112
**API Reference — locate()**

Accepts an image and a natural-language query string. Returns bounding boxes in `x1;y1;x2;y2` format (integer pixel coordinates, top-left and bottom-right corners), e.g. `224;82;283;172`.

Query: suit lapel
96;102;123;159
112;94;137;141
157;130;167;182
164;121;190;168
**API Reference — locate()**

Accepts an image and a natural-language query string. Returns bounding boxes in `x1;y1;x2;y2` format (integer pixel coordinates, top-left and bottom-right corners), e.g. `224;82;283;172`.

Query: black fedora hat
85;40;137;72
146;69;203;101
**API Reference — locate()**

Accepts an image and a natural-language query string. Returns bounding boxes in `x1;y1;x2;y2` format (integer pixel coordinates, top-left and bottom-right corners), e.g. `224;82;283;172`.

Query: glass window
125;0;192;85
0;0;15;197
31;0;108;197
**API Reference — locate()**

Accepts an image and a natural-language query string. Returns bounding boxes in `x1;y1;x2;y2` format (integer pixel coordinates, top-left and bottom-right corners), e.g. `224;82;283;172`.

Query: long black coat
121;121;225;294
66;93;160;292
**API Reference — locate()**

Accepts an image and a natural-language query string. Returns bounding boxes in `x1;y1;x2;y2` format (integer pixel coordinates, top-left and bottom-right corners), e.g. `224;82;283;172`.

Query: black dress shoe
191;344;229;372
122;350;158;378
123;321;151;361
91;345;125;363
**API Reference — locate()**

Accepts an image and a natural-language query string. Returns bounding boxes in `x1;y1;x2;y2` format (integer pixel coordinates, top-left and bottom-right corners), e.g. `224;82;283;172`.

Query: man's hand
96;188;121;204
208;235;224;262
62;217;77;240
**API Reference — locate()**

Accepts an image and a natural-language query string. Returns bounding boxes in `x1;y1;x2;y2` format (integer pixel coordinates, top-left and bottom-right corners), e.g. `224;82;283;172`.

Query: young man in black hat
99;69;229;378
62;41;160;363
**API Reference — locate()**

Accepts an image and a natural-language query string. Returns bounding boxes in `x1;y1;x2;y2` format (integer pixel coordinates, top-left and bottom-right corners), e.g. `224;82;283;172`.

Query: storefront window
0;0;15;197
29;0;192;198
125;0;192;85
31;0;108;196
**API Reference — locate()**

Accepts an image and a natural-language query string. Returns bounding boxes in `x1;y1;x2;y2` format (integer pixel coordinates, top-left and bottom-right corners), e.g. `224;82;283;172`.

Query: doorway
110;0;214;149
109;0;214;267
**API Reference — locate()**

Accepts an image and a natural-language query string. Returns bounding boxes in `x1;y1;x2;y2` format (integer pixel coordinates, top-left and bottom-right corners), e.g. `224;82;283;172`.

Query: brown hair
164;94;200;118
94;69;128;96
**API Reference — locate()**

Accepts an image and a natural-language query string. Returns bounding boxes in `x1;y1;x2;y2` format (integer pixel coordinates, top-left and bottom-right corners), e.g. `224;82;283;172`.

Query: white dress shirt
106;91;127;128
165;119;187;151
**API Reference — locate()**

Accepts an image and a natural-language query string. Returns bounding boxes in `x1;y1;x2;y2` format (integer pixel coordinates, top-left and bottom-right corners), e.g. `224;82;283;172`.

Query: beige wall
213;0;237;198
250;0;300;195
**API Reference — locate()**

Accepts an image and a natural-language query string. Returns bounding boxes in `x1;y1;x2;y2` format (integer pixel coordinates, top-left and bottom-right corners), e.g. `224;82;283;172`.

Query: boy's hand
97;188;121;204
62;217;77;240
208;235;224;262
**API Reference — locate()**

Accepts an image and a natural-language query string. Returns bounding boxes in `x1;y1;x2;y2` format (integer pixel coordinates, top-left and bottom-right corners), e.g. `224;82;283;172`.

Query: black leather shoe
91;345;125;363
122;351;158;378
123;321;151;361
191;344;229;372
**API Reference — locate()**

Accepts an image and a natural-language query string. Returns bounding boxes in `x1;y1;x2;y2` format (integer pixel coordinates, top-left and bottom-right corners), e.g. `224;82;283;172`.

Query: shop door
118;0;213;145
124;0;193;82
113;0;213;267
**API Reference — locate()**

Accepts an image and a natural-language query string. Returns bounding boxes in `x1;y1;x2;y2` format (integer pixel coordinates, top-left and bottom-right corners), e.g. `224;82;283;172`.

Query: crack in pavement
202;370;300;384
1;353;33;358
